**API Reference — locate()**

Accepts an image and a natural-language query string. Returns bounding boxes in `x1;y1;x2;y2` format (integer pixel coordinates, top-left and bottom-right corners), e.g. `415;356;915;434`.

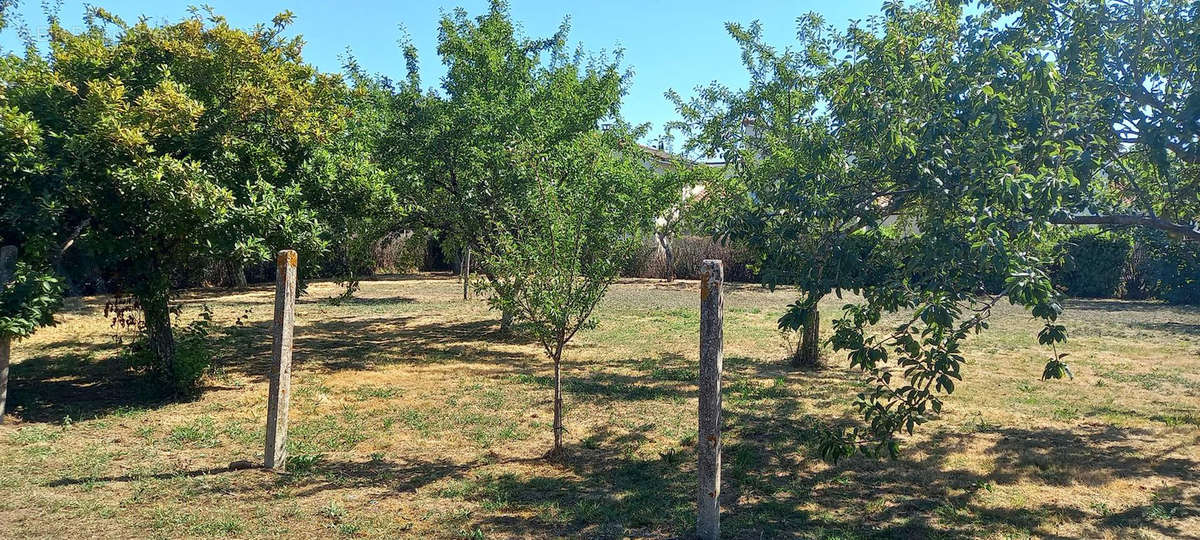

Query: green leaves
777;301;809;332
0;261;62;340
0;7;351;366
478;128;672;361
670;0;1110;461
386;0;627;276
1037;324;1067;347
1041;357;1073;381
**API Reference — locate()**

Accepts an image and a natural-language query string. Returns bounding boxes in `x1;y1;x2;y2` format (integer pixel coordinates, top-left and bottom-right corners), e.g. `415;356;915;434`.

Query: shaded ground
1;275;1197;539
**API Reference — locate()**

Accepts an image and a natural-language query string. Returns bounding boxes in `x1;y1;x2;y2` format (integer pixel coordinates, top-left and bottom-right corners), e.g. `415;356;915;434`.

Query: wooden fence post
0;337;10;425
0;245;17;425
265;250;297;471
463;245;471;300
697;259;724;539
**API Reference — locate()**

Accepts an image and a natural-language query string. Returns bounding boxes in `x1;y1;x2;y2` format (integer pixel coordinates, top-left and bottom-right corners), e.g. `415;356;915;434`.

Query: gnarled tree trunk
791;306;821;368
139;289;177;385
232;261;248;288
500;307;515;334
656;232;676;282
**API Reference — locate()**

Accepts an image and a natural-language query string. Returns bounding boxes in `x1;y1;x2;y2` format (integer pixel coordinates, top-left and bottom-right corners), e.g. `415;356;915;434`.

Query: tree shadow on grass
775;420;1200;539
309;296;418;308
6;351;172;423
44;463;252;487
209;316;543;383
403;392;1200;539
1128;321;1200;337
512;361;694;404
42;455;500;503
1066;298;1200;316
281;455;544;499
10;309;542;422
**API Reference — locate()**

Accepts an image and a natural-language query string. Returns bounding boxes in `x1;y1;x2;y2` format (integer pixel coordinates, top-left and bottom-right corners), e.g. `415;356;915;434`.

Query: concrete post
265;250;297;471
0;337;9;424
0;245;17;424
463;245;471;300
697;259;724;539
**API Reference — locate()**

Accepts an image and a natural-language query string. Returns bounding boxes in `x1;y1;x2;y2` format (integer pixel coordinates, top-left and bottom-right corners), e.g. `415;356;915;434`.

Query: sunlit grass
0;275;1196;538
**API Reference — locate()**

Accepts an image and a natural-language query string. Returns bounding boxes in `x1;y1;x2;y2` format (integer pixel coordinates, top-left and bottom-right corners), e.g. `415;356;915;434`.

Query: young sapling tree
480;129;676;458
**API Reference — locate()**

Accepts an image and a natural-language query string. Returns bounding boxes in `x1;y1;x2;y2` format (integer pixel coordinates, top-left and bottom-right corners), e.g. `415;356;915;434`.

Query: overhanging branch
1049;213;1200;241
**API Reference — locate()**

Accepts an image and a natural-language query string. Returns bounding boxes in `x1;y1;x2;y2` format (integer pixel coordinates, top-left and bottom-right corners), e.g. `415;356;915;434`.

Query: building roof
638;144;725;168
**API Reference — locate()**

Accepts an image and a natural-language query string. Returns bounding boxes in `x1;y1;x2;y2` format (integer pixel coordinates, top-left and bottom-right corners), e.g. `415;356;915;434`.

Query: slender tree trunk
657;232;675;281
139;290;177;386
792;306;821;368
551;351;564;458
232;261;248;288
496;273;522;334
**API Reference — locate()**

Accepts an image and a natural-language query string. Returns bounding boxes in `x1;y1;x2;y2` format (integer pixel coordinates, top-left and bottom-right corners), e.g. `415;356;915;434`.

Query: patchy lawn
1;275;1198;539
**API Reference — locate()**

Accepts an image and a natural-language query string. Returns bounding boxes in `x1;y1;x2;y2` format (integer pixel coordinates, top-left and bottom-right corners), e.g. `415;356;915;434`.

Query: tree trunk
499;307;514;334
232;261;248;288
792;306;821;368
496;273;522;334
657;233;675;281
551;352;564;458
0;246;12;423
140;290;177;385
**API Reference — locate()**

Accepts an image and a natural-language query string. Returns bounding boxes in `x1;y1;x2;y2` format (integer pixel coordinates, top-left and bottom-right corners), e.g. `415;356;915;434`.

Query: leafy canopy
481;128;677;357
2;7;345;300
672;1;1078;459
385;0;626;254
990;0;1199;238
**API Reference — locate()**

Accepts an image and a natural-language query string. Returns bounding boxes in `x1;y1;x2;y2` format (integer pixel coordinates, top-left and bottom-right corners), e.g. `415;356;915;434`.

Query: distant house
637;142;721;207
634;143;730;280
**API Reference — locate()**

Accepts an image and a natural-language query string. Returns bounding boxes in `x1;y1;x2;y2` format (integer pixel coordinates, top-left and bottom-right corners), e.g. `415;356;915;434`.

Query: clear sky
1;0;885;145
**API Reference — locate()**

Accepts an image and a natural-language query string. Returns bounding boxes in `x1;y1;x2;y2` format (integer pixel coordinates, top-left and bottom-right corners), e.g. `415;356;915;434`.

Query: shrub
118;303;214;396
1053;231;1132;298
620;237;663;279
622;235;758;282
1120;237;1157;300
372;231;429;274
1145;234;1200;305
1043;229;1200;304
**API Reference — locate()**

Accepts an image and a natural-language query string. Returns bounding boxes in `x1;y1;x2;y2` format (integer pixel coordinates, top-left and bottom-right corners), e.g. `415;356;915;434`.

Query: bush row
53;228;1200;305
1051;229;1200;304
620;236;758;283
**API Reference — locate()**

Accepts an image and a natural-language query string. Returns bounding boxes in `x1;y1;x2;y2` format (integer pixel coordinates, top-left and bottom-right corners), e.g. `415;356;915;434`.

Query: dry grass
1;275;1198;539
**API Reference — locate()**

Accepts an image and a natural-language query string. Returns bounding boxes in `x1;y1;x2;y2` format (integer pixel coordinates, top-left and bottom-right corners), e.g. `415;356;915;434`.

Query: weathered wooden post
697;259;724;539
0;337;9;424
0;245;17;425
0;246;15;289
462;245;471;300
265;250;297;471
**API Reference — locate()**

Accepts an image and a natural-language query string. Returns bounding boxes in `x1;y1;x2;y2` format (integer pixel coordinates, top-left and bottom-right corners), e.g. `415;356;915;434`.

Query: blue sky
2;0;885;145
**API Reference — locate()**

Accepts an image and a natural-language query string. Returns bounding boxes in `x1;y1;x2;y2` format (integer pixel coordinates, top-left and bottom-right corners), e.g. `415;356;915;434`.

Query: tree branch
1050;213;1200;241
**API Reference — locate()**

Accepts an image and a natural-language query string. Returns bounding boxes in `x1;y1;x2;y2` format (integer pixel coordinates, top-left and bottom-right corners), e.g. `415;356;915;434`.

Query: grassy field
1;275;1198;539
